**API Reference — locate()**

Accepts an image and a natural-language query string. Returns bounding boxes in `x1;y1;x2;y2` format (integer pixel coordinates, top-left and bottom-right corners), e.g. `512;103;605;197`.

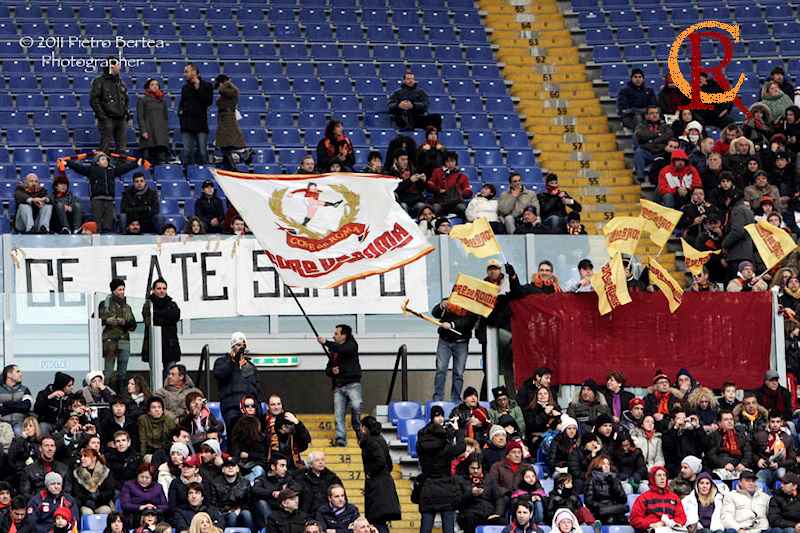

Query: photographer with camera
415;405;467;533
213;331;260;431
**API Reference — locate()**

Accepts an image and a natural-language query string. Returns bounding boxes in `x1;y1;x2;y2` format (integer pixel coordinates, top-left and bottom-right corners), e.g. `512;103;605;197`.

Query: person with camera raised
415;405;467;533
213;331;260;431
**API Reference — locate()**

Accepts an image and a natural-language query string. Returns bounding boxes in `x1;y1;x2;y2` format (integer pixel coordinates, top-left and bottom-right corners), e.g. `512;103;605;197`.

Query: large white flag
212;170;435;288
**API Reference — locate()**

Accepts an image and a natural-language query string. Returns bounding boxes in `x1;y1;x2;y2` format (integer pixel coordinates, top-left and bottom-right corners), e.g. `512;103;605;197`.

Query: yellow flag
681;238;721;276
604;216;644;256
448;273;500;318
647;256;684;313
590;252;632;316
639;199;682;249
745;220;798;270
448;217;502;258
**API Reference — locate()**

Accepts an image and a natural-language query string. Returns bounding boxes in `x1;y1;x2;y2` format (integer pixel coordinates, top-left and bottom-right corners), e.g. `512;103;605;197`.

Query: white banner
12;237;429;323
212;170;435;288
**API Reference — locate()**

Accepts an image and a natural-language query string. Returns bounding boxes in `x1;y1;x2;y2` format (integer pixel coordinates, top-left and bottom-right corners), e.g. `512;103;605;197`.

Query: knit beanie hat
109;278;125;292
53;506;72;523
170;442;190;458
558;414;578;432
682;455;702;475
489;425;506;441
45;472;63;487
430;405;445;420
652;370;669;385
554;509;575;528
200;438;221;456
53;371;74;391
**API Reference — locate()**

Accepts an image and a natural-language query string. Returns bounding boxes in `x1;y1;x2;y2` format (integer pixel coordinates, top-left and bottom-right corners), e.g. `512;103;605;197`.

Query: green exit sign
250;356;299;367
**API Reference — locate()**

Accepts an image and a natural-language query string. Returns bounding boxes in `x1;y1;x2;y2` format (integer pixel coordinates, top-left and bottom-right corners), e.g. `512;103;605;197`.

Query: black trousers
391;110;442;131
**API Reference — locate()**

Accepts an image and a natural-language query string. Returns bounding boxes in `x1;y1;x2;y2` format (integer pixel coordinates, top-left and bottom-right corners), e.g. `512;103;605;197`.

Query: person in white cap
213;331;260;430
80;370;116;418
551;508;581;533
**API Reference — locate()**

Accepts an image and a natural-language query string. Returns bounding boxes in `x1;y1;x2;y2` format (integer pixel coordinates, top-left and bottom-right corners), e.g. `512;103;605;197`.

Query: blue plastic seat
474;149;503;166
6;129;36;146
584;28;611;46
13;149;43;164
243;129;270;146
40;127;70;147
18;164;50;181
374;44;403;61
476;526;504;533
218;44;248;60
271;129;302;147
0;111;27;127
398;418;426;443
159;198;181;215
460;114;490;131
250;44;278;61
160;181;191;199
388;401;422;425
153;165;184;181
81;514;108;532
407;432;418;458
507;150;536;167
468;131;497;149
486;97;515;114
239;95;268;112
750;40;778;58
322;78;354;95
428;26;458;44
16;94;47;111
299;95;329;112
425;400;457;418
465;46;494;63
435;45;464;63
500;131;530;149
766;4;794;20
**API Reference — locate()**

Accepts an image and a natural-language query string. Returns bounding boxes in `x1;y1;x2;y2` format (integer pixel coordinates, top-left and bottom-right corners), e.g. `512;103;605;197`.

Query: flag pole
284;284;331;357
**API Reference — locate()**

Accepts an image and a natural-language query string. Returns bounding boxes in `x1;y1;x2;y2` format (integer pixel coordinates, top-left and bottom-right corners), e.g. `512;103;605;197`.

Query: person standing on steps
359;416;402;533
317;324;362;447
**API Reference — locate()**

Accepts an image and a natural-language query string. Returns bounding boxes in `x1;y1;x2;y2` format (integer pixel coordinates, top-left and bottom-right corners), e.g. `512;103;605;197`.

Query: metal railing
385;344;408;404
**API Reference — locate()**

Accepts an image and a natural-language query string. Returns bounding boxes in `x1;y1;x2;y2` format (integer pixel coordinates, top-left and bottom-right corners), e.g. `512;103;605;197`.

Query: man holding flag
431;299;479;402
726;261;768;292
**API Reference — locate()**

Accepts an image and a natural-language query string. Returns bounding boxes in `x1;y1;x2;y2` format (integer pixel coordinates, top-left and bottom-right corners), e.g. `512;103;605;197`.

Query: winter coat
8;435;39;473
487;459;521;492
537;191;582;221
548;431;579;469
194;193;225;229
212;474;252;511
416;422;467;512
14;184;50;213
618;81;657;113
178;409;224;448
489;400;526;436
90;72;129;120
25;490;78;533
297;467;343;515
427;168;473;204
121;185;160;227
33;372;74;427
0;508;34;533
458;476;505;526
657;163;702;196
432;302;478;343
767;488;800;528
601;388;635;421
631;430;665;470
65;159;139;200
662;426;706;476
141;293;181;365
173;503;222;532
212;355;260;427
137;93;170;148
253;473;303;511
360;433;402;523
138;413;177;456
734;404;770;440
497;187;540;220
388;82;429;115
722;200;756;262
614;448;648;482
323;337;361;388
753;427;796;469
635;120;673;155
682;488;724;530
316;503;360;533
179;77;214;134
20;459;71;498
466;195;500;223
566;391;609;429
706;428;753;469
98;413;139;451
71;462;115;510
755;384;793;419
762;90;794;124
105;447;139;489
119;479;169;516
743;183;781;211
643;388;683;419
0;382;32;427
99;294;136;343
720;488;770;533
544;486;583;523
316;135;356;172
584;470;629;519
154;377;200;420
267;507;308;533
80;386;116;412
629;468;687;532
215;80;246;148
658;83;690;116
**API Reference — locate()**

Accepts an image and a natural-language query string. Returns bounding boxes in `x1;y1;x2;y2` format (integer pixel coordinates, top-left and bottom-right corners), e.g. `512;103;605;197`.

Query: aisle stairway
479;0;680;276
301;414;427;533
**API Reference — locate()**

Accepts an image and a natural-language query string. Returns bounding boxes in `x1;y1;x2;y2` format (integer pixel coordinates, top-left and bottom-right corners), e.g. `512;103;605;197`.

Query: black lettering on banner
25;258;55;306
252;251;279;298
171;253;197;302
145;255;165;294
379;267;406;297
283;285;319;298
56;258;84;306
200;252;229;301
333;281;357;297
110;256;137;283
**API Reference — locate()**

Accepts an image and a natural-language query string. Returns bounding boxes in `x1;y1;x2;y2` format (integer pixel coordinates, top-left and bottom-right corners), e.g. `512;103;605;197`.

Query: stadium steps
302;414;428;533
481;0;683;280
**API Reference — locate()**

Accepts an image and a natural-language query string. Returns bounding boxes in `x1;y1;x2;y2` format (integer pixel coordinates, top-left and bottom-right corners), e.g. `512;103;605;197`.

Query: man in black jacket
767;472;800;530
315;484;360;533
121;172;160;234
173;481;223;532
721;192;756;282
431;299;478;402
755;370;793;420
318;324;362;447
33;372;74;436
105;430;139;490
661;408;706;477
213;331;260;431
416;406;466;533
212;457;254;529
388;70;442;131
90;58;130;153
253;453;303;527
141;278;182;377
537;174;582;234
20;436;71;498
65;153;140;233
179;63;214;165
194;180;225;233
267;488;307;533
297;451;343;515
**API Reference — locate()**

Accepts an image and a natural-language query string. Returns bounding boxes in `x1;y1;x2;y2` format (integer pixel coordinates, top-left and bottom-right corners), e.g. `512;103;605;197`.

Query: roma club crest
270;182;369;252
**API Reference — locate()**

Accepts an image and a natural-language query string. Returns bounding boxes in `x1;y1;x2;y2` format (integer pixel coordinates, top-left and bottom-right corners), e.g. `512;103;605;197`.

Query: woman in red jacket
629;465;686;533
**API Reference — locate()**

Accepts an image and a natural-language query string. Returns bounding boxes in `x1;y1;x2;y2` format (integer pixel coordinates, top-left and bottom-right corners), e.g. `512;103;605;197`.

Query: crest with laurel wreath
269;184;360;240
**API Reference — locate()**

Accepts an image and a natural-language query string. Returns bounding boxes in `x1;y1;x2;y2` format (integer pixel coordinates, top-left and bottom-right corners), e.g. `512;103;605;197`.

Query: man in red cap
644;370;682;430
620;397;645;435
657;149;701;208
486;438;525;492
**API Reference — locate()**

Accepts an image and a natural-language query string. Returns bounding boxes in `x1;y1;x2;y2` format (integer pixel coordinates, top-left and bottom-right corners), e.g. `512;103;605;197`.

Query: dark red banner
511;292;773;389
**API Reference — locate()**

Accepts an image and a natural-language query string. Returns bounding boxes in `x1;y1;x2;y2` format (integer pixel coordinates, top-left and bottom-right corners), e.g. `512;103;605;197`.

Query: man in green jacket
98;278;136;387
488;386;525;436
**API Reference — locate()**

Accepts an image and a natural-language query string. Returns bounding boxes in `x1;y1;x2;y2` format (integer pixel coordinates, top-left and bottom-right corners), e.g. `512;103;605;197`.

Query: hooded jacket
33;373;74;427
721;485;770;533
618;80;657;113
657;151;702;195
681;473;724;531
549;508;581;533
154;376;200;420
629;465;687;532
761;87;794;124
